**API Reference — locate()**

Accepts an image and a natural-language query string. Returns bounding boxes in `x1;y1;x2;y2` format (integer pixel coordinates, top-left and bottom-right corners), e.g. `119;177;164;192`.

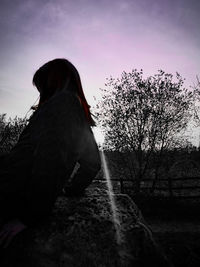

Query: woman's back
0;58;101;245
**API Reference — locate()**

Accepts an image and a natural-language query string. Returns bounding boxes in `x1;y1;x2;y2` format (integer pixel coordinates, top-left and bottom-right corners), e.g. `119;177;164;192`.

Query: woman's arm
0;153;8;168
64;126;101;196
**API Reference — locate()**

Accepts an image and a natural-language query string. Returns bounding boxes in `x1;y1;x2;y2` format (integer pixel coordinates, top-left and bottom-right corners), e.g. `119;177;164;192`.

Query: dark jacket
0;90;101;224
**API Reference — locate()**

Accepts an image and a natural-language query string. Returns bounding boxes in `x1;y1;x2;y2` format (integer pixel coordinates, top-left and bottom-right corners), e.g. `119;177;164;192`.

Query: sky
0;0;200;144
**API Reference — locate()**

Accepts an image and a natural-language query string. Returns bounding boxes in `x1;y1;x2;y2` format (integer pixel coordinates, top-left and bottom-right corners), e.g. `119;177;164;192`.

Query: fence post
168;176;173;198
119;175;124;193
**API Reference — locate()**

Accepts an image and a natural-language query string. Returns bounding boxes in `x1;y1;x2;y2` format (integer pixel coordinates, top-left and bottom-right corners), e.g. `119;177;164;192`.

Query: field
95;150;200;266
139;198;200;267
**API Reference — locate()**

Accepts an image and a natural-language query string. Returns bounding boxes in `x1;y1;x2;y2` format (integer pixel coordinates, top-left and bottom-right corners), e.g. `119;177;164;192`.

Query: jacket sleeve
0;153;8;168
64;123;101;196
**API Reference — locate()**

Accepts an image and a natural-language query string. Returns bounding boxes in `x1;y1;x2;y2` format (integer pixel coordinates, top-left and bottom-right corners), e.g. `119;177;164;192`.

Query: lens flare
100;151;122;245
92;127;105;146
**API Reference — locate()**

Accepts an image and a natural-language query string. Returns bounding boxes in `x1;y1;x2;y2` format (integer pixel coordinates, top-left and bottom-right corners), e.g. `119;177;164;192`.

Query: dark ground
134;197;200;267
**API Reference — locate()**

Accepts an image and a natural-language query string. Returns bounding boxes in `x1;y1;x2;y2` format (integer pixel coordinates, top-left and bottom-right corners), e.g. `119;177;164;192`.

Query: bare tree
0;114;27;154
193;76;200;127
95;69;193;194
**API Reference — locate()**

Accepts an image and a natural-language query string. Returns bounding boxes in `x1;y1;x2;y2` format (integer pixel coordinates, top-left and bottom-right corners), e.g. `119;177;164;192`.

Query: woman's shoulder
31;91;79;118
30;91;86;128
62;91;81;107
45;90;82;113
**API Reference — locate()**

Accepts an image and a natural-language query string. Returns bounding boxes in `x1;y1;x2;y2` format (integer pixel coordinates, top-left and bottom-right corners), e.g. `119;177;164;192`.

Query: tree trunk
151;169;159;194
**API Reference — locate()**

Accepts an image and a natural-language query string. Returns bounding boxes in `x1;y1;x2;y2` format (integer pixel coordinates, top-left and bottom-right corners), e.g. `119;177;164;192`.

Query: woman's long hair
32;58;95;126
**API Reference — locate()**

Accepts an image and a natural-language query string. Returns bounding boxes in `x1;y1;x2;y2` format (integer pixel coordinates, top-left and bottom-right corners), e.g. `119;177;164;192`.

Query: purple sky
0;0;200;143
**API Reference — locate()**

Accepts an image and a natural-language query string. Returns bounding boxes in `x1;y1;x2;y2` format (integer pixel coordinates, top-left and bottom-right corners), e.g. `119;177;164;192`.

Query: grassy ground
134;197;200;267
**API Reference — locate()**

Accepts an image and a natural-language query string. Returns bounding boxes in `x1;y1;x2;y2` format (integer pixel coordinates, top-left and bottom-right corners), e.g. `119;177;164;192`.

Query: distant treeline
0;113;27;154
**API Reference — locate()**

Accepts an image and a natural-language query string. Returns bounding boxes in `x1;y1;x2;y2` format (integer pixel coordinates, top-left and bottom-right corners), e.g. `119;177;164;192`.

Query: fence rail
95;176;200;199
96;176;200;182
141;186;200;190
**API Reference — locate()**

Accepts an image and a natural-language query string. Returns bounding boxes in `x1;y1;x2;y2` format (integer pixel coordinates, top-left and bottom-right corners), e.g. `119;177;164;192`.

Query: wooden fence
95;176;200;199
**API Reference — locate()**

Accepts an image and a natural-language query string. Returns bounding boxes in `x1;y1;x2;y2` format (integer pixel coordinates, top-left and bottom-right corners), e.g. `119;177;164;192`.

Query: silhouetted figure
0;58;101;247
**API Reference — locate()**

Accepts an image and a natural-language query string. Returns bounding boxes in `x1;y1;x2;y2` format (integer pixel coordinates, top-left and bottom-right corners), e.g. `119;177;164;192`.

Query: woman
0;58;101;247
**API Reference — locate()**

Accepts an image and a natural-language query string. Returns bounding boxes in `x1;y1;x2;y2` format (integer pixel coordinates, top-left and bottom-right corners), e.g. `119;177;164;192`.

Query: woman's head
33;58;95;126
